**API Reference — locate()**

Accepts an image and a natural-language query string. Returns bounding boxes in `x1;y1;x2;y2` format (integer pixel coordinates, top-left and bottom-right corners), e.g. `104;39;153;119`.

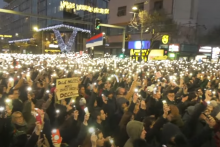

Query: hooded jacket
124;120;143;147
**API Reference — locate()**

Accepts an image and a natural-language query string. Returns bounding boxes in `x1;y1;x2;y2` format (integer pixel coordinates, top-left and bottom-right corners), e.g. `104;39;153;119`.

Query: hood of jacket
124;121;143;147
126;120;143;141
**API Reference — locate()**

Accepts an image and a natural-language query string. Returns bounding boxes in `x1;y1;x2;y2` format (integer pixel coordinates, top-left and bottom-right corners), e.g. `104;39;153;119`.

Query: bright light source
33;26;39;31
15;33;19;36
102;32;105;35
89;127;95;133
132;6;138;10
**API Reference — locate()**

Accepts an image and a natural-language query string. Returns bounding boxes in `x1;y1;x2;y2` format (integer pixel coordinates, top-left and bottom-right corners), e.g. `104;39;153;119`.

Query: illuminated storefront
128;41;151;61
196;46;220;62
212;47;220;61
168;44;179;60
167;44;198;60
45;43;61;53
197;46;212;61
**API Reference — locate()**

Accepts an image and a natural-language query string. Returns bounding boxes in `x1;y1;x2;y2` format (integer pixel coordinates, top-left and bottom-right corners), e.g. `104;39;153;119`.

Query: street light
33;26;39;32
15;33;18;36
132;6;138;11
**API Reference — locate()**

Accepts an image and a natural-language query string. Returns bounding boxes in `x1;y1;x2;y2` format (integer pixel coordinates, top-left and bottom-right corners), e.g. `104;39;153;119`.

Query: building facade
107;0;220;48
106;0;173;52
0;0;108;52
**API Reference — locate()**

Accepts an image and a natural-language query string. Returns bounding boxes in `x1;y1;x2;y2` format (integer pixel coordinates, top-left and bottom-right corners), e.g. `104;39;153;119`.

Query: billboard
128;41;151;49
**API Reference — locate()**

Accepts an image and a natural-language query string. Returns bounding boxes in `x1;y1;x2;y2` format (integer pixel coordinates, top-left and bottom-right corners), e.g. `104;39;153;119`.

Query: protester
0;53;220;147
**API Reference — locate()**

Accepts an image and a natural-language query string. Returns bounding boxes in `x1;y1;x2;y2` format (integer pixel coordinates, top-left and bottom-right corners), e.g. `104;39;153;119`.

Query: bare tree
129;9;179;58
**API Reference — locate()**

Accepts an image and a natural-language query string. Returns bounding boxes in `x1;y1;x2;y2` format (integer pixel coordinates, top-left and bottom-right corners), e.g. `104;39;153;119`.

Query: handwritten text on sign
56;77;78;100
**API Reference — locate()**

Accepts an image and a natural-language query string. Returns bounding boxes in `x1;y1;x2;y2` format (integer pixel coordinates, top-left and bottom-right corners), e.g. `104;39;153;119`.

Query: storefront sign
212;47;220;59
152;56;167;60
0;35;12;38
128;41;151;49
169;44;179;52
60;1;109;14
49;44;59;48
56;77;79;100
169;53;175;58
199;46;212;53
162;35;169;44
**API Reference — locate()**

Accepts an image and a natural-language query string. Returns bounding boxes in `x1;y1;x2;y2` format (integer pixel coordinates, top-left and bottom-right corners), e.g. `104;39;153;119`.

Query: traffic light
95;18;101;30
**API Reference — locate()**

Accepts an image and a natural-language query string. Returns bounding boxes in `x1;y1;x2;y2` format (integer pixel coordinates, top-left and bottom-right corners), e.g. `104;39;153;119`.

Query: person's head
79;86;85;95
94;109;106;122
117;97;129;111
13;90;20;99
104;81;111;89
167;105;180;121
153;91;161;99
143;116;156;131
167;90;175;101
72;109;79;119
12;111;25;126
126;120;146;141
84;113;90;121
117;87;126;95
27;92;35;100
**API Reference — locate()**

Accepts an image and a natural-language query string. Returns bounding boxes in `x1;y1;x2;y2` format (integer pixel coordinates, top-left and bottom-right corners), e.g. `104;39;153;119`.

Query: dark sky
0;0;6;8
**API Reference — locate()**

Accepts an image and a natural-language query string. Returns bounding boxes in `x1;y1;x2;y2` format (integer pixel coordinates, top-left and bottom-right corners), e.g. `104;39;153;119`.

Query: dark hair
174;134;188;146
143;116;156;131
168;90;175;94
92;108;102;120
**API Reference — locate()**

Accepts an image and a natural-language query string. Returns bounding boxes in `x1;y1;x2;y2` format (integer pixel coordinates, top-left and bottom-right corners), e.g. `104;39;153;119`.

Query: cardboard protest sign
56;77;78;100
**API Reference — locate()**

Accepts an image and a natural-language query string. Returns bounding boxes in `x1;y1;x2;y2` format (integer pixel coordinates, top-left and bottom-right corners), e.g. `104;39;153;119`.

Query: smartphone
162;100;167;104
36;113;42;125
51;129;62;144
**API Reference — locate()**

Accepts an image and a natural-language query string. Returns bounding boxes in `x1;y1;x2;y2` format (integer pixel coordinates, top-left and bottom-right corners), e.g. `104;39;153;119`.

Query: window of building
117;6;127;17
154;1;163;10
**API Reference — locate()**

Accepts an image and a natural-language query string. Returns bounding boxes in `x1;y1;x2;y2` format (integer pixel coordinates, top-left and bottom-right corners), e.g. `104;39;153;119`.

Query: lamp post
131;6;143;62
33;26;44;54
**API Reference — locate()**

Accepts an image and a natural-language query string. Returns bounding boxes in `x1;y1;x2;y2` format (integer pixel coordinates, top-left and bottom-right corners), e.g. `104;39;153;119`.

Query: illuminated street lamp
132;6;138;11
33;26;39;32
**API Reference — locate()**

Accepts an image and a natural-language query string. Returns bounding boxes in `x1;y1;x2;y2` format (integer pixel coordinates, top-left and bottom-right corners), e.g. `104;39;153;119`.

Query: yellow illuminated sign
162;35;169;44
60;1;109;14
0;35;12;38
152;56;168;60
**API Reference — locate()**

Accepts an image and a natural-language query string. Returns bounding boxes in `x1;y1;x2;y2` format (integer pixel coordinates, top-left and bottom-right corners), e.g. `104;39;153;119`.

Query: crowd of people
0;53;220;147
